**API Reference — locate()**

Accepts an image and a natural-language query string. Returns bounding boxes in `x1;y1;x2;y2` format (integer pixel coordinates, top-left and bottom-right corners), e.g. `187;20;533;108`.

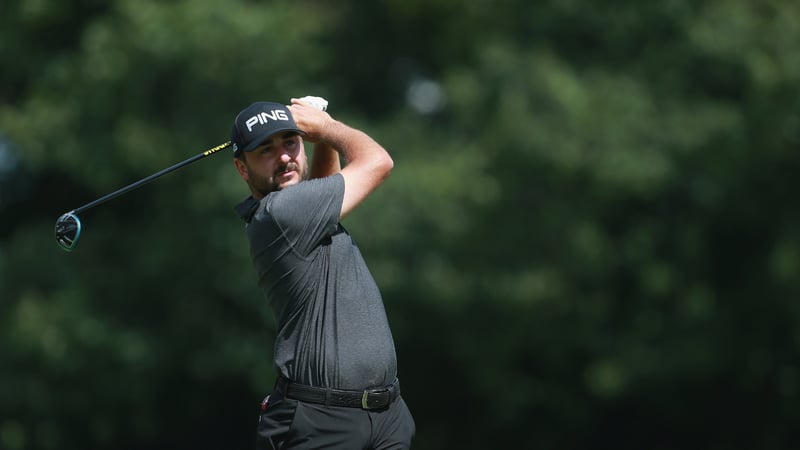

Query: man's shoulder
273;175;344;205
262;175;339;216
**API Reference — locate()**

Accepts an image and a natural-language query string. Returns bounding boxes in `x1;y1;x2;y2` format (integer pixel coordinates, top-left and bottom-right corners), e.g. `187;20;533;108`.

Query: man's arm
298;96;341;179
289;99;393;219
309;142;341;179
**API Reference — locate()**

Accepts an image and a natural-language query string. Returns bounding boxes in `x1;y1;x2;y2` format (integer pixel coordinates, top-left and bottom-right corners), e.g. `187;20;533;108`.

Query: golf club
55;141;231;251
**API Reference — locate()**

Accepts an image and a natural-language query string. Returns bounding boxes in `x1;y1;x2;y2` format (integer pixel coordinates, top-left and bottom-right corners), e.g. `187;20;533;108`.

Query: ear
234;157;249;181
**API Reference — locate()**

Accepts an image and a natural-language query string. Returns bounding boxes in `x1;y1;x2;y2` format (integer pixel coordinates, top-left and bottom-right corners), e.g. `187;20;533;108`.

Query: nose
278;142;296;162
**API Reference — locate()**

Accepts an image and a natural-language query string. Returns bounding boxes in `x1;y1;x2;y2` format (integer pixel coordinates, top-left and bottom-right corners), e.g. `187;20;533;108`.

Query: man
230;97;415;449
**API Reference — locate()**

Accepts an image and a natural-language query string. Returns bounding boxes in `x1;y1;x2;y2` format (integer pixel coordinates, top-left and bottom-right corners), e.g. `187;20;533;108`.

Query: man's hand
288;97;333;143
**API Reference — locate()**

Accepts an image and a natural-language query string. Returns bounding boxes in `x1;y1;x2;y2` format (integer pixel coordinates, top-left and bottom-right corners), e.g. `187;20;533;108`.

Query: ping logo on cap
245;110;290;132
231;101;302;155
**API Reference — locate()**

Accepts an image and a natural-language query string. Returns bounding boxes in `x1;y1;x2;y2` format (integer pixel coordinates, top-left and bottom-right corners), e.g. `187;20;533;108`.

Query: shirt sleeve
260;173;345;256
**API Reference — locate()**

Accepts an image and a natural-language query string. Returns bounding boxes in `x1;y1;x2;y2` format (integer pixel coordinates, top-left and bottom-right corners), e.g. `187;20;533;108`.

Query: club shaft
72;141;231;215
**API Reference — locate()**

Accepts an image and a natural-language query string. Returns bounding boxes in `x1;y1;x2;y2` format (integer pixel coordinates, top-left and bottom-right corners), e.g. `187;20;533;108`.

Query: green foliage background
2;0;799;448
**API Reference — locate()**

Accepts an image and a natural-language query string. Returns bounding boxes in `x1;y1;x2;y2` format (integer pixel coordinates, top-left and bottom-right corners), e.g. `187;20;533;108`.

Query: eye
283;139;297;149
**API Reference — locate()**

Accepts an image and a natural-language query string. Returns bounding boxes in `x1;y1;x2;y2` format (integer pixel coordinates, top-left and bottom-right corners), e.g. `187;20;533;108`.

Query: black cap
231;102;303;156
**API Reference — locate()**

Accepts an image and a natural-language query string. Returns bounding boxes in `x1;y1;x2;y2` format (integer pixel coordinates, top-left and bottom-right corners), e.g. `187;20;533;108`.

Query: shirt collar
234;196;260;223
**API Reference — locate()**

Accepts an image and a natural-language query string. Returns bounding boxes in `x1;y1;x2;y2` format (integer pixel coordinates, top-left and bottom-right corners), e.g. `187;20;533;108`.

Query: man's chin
277;170;302;186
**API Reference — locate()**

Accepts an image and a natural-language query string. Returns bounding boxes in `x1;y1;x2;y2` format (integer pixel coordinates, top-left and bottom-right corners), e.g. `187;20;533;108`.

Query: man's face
234;132;309;198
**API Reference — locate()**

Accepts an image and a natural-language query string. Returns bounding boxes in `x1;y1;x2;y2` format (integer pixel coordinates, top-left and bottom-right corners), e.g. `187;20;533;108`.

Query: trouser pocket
256;393;298;450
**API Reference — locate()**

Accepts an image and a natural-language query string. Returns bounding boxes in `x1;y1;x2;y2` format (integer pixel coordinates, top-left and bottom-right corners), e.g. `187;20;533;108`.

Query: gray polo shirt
235;174;397;390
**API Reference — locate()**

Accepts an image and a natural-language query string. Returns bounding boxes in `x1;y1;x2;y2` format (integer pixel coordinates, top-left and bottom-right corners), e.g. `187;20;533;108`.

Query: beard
247;161;309;197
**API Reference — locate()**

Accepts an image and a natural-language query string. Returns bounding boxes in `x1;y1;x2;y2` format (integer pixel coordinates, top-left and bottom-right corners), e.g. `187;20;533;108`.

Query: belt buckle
361;386;390;410
361;391;370;409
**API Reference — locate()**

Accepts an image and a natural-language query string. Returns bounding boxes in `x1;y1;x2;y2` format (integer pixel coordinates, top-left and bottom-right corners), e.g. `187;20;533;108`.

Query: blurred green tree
1;0;799;449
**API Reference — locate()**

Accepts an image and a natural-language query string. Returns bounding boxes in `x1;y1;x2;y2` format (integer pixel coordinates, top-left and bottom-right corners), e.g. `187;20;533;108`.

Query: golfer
231;98;415;449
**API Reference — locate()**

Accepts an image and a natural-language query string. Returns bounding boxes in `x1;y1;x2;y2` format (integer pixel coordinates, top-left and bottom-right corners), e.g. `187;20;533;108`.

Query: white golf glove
297;96;328;111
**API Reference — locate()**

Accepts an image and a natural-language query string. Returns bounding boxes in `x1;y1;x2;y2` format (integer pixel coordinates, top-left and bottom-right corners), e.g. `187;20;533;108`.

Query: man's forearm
320;120;393;218
319;120;389;167
309;142;341;179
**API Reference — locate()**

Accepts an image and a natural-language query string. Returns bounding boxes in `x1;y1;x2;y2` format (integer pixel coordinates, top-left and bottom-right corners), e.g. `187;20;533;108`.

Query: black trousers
256;387;415;449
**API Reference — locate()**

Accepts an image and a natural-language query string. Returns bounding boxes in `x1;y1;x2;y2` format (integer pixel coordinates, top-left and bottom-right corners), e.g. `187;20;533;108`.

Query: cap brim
241;127;305;153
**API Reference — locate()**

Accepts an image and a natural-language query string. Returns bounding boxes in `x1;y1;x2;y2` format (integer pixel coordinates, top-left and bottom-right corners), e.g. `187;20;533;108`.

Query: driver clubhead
55;212;82;252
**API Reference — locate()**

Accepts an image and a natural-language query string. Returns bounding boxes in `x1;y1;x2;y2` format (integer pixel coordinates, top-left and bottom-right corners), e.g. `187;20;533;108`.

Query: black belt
276;376;401;410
